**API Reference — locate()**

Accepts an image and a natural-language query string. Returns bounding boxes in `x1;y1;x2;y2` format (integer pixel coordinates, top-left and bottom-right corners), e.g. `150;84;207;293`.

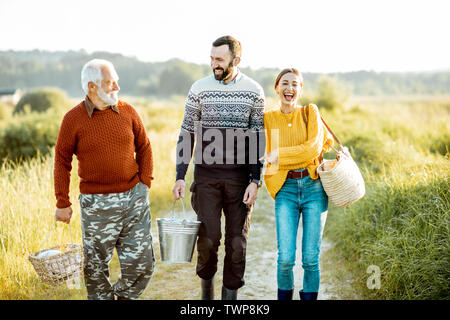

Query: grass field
321;95;449;300
0;95;448;299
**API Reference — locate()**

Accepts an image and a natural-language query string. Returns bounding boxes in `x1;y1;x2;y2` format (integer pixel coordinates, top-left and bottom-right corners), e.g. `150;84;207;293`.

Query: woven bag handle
319;115;343;151
170;197;187;220
302;104;343;154
39;220;74;250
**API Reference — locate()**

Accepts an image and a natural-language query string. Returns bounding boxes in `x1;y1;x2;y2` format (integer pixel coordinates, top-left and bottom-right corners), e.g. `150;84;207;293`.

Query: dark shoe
278;289;293;300
299;290;318;300
201;277;214;300
221;285;238;300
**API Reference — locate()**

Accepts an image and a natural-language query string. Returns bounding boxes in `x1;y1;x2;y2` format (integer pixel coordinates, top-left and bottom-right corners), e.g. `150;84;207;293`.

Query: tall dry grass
0;97;191;299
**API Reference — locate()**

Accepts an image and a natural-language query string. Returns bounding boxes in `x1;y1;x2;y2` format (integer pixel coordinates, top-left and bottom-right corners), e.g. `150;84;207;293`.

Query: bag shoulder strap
301;105;308;132
319;115;343;149
302;104;325;162
301;104;342;152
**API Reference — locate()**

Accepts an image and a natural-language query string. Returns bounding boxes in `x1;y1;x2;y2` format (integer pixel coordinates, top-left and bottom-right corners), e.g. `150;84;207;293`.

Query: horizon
2;48;449;75
1;0;449;73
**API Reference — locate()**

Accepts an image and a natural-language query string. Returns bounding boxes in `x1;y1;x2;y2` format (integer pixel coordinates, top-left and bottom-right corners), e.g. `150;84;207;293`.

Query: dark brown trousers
190;174;252;290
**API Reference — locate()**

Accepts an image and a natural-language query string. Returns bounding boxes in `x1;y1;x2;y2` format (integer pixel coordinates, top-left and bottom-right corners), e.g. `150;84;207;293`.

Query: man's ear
233;56;241;66
88;82;97;91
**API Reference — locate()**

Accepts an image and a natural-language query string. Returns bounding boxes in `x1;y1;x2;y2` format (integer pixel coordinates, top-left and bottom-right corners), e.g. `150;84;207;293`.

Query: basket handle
39;219;74;250
170;197;187;220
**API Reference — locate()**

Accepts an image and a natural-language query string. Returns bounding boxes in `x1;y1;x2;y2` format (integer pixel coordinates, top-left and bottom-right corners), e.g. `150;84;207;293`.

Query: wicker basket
29;243;83;286
318;150;365;208
28;223;83;286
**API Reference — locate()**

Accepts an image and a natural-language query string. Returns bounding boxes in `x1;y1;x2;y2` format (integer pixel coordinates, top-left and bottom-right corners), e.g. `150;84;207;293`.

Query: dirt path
145;189;352;300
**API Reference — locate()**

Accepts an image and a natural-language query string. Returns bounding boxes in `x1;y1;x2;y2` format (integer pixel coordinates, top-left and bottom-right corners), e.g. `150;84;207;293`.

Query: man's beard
97;87;119;105
213;61;234;81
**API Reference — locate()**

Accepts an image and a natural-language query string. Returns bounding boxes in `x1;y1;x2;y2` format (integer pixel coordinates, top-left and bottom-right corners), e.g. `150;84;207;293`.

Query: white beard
97;87;119;105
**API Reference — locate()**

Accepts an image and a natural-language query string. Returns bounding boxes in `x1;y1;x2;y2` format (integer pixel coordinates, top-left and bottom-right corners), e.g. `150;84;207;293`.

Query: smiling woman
261;67;334;300
274;68;303;109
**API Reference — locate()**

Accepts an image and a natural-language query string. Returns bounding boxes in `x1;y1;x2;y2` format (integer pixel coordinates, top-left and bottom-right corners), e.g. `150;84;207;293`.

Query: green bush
422;126;450;157
299;88;317;106
0;110;61;162
429;133;450;156
343;131;400;174
315;75;351;111
157;61;207;97
13;87;71;115
0;102;12;121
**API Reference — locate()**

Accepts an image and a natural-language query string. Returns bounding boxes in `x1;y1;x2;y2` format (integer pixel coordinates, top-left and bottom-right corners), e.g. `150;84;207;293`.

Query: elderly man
173;35;265;300
54;59;155;300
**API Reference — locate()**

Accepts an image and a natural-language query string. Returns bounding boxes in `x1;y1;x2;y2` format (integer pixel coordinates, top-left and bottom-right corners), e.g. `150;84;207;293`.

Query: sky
0;0;449;73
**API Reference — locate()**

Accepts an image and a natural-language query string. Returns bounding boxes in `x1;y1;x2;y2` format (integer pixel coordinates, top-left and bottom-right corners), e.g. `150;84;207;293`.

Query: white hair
80;59;118;95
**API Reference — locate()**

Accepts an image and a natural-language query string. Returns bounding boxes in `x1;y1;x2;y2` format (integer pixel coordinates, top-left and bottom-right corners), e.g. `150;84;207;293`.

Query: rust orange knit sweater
54;100;154;208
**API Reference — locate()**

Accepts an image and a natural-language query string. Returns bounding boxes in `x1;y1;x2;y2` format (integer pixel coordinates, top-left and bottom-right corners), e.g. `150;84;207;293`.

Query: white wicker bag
317;147;365;207
302;105;365;208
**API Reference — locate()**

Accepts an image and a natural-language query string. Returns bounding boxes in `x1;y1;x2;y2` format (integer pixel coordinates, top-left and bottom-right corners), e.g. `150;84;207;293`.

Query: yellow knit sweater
263;104;334;199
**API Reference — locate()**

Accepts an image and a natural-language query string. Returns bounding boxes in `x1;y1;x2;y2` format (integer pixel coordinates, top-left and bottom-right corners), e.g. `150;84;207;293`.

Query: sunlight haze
0;0;449;72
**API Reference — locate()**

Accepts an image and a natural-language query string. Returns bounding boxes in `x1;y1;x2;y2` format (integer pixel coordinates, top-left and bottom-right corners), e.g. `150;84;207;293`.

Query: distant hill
1;50;449;97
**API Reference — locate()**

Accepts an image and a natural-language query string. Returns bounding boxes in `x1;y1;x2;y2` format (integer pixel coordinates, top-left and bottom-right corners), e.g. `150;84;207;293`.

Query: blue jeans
275;171;328;292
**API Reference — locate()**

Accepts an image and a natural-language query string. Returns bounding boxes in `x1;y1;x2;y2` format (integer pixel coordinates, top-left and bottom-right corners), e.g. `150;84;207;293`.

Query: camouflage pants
79;181;155;300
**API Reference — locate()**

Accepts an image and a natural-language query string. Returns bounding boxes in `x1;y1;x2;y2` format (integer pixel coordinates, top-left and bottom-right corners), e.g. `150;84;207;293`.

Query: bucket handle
171;197;187;220
39;219;74;250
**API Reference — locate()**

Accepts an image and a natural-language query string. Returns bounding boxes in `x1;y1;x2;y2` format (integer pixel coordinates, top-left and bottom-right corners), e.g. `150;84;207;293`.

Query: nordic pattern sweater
175;73;265;181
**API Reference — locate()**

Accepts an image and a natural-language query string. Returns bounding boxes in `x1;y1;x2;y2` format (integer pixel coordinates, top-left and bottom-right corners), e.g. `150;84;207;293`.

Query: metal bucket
157;198;201;263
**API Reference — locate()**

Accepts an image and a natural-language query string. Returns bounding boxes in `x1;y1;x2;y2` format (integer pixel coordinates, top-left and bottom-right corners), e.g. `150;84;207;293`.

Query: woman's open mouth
284;93;294;102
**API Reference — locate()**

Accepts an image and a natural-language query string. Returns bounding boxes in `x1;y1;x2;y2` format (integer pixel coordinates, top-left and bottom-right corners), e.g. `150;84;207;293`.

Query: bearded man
172;36;266;300
54;59;155;300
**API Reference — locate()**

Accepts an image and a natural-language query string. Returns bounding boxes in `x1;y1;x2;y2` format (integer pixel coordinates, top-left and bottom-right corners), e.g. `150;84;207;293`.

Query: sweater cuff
176;163;189;181
249;163;262;181
56;198;72;209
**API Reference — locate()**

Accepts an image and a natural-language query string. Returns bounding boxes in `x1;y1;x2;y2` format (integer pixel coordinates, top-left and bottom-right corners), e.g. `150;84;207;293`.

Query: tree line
1;50;449;97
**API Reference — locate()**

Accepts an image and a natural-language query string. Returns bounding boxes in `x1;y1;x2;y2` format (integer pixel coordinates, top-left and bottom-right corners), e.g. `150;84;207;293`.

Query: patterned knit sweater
54;100;154;208
176;73;265;181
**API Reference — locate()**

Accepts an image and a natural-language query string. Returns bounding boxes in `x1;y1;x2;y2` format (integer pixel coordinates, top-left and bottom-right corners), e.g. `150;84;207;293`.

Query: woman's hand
259;149;279;165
